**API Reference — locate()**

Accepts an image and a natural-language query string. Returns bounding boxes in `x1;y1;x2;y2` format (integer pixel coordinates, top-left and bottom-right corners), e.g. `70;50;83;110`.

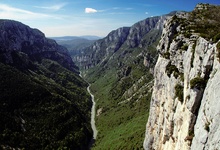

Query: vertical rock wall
144;14;220;150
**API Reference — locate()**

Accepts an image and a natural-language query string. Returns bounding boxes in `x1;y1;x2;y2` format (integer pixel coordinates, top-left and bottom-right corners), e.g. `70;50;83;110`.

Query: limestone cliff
144;4;220;150
73;15;168;70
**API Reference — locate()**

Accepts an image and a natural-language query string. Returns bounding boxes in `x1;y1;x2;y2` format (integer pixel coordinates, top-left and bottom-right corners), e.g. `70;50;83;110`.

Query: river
87;85;98;140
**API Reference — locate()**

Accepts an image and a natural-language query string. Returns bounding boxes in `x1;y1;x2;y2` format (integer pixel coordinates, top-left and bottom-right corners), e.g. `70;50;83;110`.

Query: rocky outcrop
0;19;78;72
191;56;220;150
144;4;220;150
73;15;169;69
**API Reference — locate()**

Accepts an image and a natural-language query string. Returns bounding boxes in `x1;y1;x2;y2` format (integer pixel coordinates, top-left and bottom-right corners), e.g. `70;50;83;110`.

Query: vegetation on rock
162;51;170;59
217;42;220;62
174;84;184;102
190;77;207;90
190;41;197;68
165;61;179;78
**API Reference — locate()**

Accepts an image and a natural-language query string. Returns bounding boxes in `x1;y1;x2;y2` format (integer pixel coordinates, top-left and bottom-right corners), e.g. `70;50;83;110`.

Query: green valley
73;15;169;149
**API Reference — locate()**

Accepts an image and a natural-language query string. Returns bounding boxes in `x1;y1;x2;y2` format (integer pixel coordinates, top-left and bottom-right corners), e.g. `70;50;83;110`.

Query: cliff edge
144;4;220;150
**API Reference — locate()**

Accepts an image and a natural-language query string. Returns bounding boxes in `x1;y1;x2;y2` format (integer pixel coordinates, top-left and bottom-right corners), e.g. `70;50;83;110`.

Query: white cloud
84;7;134;14
85;8;98;13
145;12;149;14
0;4;34;15
0;4;62;20
35;3;67;11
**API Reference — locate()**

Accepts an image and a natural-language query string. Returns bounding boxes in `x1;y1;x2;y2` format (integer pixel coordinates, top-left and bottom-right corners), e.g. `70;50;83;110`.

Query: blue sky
0;0;219;37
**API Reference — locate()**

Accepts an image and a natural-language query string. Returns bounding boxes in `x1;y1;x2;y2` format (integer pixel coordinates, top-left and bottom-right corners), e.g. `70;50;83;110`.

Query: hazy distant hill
51;35;102;41
51;36;101;55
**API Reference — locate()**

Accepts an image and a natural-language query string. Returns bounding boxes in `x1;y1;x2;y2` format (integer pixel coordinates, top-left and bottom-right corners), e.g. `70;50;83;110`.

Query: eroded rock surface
144;4;220;150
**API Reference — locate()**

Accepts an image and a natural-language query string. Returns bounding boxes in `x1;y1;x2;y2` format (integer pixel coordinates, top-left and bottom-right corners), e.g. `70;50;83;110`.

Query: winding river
87;85;98;140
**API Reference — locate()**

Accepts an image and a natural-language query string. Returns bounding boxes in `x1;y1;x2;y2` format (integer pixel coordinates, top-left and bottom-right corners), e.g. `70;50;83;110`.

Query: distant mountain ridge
73;15;168;69
51;35;102;41
51;36;101;56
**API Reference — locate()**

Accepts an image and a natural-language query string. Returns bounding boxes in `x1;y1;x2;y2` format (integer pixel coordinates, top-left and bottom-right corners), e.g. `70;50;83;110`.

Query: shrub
162;51;170;59
181;44;189;51
190;77;207;90
186;95;190;100
174;84;184;102
184;32;192;38
190;42;196;67
213;33;220;43
186;4;220;41
166;62;179;78
205;121;210;132
189;129;195;137
217;42;220;62
173;71;180;79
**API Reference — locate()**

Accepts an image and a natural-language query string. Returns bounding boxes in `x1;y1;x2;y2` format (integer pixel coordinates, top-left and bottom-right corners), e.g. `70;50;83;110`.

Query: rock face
73;15;168;69
144;4;220;150
191;59;220;150
0;19;78;72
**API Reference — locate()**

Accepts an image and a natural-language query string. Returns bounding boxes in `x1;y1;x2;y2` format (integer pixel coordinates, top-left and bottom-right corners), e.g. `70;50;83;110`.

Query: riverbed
87;85;98;139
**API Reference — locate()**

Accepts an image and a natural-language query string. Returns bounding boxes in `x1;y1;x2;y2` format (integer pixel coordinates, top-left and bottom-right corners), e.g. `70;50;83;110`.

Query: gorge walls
144;4;220;150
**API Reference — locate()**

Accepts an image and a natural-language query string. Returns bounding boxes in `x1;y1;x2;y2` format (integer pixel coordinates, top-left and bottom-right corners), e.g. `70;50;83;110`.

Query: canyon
0;3;220;150
73;3;220;150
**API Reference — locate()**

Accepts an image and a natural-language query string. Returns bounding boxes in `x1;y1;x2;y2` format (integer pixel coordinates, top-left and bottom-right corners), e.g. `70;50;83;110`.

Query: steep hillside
144;4;220;150
74;15;168;69
73;15;170;149
0;20;92;149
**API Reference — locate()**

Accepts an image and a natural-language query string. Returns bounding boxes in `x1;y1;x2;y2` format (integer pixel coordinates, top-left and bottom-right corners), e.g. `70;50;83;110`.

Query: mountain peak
0;19;78;72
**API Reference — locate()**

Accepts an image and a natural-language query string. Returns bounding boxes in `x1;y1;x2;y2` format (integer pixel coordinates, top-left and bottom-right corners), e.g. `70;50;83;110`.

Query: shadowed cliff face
144;4;220;150
0;20;93;149
0;19;78;73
